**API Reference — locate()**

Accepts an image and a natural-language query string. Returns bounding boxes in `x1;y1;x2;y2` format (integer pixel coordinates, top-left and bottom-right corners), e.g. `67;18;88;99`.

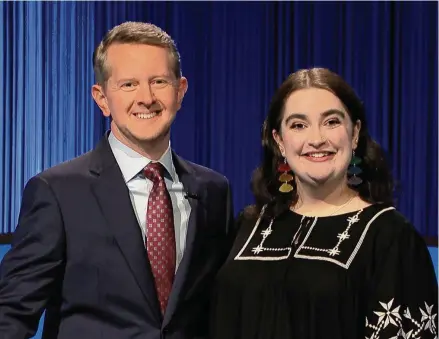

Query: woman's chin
302;173;335;187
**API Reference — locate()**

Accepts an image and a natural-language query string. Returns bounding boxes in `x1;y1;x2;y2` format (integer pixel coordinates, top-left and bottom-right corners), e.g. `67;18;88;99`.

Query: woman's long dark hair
247;68;394;219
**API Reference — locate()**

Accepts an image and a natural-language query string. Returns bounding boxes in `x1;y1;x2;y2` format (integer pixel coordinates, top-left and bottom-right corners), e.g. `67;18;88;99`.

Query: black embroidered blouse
209;204;438;339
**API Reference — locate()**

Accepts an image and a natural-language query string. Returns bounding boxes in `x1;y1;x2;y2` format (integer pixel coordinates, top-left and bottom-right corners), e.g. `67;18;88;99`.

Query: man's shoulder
183;160;228;184
36;149;96;183
174;154;229;189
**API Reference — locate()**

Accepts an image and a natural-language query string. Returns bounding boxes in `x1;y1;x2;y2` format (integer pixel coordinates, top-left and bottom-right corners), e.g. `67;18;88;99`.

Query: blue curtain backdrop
1;1;437;241
0;2;437;338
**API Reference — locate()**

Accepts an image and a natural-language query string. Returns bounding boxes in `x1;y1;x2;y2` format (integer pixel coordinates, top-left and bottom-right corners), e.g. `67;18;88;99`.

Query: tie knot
144;162;165;183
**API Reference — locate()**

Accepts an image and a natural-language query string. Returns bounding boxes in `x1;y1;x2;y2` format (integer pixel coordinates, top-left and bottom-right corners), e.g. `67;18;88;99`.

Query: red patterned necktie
144;162;176;315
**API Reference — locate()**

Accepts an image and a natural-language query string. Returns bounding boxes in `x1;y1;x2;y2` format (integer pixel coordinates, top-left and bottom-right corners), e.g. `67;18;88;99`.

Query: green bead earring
347;151;363;186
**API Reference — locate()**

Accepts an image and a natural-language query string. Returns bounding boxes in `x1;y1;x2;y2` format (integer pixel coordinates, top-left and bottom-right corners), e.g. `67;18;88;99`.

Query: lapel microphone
184;192;200;200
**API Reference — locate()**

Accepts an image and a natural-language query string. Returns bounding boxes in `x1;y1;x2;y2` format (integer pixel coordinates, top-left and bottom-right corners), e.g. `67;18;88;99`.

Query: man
0;22;234;339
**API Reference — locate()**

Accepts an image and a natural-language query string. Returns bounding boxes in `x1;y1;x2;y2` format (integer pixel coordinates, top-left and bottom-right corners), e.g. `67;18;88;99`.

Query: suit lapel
89;135;162;323
162;153;205;327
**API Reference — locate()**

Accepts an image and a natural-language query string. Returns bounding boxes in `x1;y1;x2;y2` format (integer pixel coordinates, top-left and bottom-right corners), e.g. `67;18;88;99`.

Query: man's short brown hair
93;22;182;85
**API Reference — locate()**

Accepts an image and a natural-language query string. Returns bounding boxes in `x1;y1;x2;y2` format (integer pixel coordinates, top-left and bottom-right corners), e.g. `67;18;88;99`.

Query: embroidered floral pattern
301;210;361;257
365;299;438;339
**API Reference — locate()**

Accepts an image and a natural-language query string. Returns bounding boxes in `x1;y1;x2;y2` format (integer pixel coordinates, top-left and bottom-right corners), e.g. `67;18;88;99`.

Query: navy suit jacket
0;134;235;339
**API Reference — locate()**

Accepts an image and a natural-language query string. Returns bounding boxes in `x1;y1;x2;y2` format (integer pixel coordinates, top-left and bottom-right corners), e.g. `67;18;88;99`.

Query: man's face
92;43;187;154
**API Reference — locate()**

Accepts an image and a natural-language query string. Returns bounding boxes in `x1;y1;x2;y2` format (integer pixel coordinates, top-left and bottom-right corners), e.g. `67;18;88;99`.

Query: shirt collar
108;132;177;183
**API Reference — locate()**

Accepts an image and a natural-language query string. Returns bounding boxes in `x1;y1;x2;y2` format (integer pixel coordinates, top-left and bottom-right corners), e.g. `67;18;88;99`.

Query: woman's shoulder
235;205;260;226
366;204;426;248
370;204;415;231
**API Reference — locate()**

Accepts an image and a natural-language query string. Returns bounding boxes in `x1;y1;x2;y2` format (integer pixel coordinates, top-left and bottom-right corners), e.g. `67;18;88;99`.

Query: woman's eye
326;118;341;126
291;123;306;130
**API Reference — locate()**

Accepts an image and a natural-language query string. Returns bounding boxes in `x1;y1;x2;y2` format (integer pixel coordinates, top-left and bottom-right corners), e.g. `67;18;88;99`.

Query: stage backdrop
1;1;437;240
0;2;437;338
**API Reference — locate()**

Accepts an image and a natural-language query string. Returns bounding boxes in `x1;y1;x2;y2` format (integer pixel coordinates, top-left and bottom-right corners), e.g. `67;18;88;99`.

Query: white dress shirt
108;132;191;270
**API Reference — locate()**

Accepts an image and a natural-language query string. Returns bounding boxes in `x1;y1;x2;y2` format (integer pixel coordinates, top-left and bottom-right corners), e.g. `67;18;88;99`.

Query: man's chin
135;133;169;146
126;126;171;143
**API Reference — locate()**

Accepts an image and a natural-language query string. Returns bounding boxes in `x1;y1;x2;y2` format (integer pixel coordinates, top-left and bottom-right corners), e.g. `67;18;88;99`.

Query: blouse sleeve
364;220;438;339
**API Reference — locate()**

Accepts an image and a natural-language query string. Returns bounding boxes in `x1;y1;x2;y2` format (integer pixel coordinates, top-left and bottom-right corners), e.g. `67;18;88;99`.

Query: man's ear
92;84;111;117
176;77;188;109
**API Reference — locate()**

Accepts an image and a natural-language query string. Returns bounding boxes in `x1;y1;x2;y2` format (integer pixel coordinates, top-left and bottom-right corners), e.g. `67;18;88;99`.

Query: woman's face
273;88;361;188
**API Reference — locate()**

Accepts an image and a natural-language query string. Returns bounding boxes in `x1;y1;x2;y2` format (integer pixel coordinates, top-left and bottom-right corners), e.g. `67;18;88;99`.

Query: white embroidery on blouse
294;207;395;269
235;206;298;261
235;206;395;266
300;209;362;257
365;298;438;339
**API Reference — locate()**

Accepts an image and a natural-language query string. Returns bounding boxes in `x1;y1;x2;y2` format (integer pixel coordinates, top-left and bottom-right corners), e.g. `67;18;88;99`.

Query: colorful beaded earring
347;150;363;186
278;158;294;193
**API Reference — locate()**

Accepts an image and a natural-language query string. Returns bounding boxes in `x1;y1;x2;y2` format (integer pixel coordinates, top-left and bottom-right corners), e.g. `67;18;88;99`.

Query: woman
209;68;438;339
